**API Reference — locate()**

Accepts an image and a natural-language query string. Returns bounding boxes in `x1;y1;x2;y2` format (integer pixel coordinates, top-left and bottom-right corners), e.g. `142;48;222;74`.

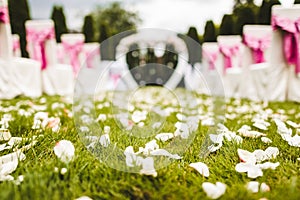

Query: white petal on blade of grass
0;160;18;176
150;149;181;159
0;129;11;141
75;196;93;200
235;163;263;178
124;146;143;167
288;135;300;147
99;134;110;147
140;157;157;177
202;182;226;199
0;144;6;151
238;149;256;164
176;113;186;121
189;162;209;177
53;140;75;164
155;133;174;142
0;175;14;182
286;120;300;128
246;181;260;193
253;150;266;163
0;151;26;164
257;162;280;170
143;140;159;155
264;147;279;159
261;137;272;144
260;182;270;192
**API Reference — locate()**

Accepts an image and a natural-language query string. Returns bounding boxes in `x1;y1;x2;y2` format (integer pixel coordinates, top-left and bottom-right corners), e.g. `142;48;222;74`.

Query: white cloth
240;25;272;101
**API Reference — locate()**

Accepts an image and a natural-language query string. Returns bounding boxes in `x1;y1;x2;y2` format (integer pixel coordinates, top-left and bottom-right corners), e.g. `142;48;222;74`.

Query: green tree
258;0;280;25
93;2;141;37
50;5;68;42
219;14;235;35
82;15;94;42
235;6;256;35
8;0;30;57
203;20;217;42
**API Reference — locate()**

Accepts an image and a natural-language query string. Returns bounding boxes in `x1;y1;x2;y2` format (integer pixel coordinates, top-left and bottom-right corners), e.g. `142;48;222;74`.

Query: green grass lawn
0;87;299;200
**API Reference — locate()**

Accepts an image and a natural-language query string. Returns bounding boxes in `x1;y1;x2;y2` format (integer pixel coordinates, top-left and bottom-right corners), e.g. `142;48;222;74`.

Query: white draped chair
12;34;21;57
60;33;85;76
0;0;41;99
241;25;272;101
270;5;300;102
25;20;74;96
217;35;244;98
201;42;223;96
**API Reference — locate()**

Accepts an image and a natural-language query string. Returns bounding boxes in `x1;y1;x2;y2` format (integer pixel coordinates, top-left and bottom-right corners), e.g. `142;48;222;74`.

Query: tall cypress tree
258;0;280;25
50;5;68;42
203;20;217;42
219;14;235;35
82;15;94;42
235;6;256;35
8;0;31;57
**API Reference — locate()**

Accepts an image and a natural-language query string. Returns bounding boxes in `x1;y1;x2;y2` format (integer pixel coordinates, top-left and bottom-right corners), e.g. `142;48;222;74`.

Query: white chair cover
25;20;74;96
271;5;300;102
217;35;244;98
60;33;85;76
241;25;272;101
0;0;41;98
200;42;222;95
12;34;21;57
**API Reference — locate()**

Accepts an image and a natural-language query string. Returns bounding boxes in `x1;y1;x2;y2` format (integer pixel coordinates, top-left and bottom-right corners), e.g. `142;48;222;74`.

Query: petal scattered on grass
189;162;209;177
54;140;75;164
202;182;226;199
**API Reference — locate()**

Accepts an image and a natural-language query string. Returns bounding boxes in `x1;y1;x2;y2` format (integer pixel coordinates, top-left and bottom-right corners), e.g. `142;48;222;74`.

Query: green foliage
219;14;236;35
203;20;217;42
82;15;95;43
258;0;280;25
50;5;68;42
8;0;31;57
235;5;257;35
93;2;141;38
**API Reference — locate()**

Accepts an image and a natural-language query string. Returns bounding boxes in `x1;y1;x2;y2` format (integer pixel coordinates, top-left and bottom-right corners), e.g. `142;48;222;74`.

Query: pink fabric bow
219;44;240;72
202;49;218;70
85;47;100;68
243;34;271;64
272;15;300;75
62;41;84;75
0;6;9;24
26;27;55;70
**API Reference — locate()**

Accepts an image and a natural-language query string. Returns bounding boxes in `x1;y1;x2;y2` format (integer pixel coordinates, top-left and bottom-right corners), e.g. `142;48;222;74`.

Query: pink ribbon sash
219;44;240;72
26;27;55;70
272;15;300;75
62;41;84;75
85;47;100;68
202;49;218;70
0;6;9;24
243;34;271;64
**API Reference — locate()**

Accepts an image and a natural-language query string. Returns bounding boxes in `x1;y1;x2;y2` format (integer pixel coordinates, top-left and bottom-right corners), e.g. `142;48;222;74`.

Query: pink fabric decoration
26;27;55;70
0;6;9;24
202;49;218;70
62;41;84;75
272;15;300;75
110;73;121;87
243;34;271;64
85;47;100;68
219;44;240;73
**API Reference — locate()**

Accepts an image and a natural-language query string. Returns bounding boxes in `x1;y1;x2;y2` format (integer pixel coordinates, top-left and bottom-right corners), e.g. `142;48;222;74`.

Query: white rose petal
202;182;226;199
261;137;272;144
60;168;68;175
75;196;93;200
257;162;280;170
155;133;174;142
189;162;209;177
54;140;75;163
246;181;259;193
100;134;110;147
238;149;256;164
140;157;157;177
260;182;270;192
150;149;181;159
0;129;11;141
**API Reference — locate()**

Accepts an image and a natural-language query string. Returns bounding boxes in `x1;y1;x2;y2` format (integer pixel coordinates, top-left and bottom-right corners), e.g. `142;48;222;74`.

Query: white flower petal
202;182;226;199
155;133;174;142
260;182;270;192
53;140;75;163
140;157;157;177
238;149;256;164
100;134;110;147
247;165;263;179
0;129;11;141
150;149;181;159
246;181;259;193
189;162;209;177
257;162;280;170
264;147;279;160
75;196;93;200
261;137;272;144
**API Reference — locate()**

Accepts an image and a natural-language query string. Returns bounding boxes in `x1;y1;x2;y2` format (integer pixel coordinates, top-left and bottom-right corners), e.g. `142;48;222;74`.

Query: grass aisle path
0;89;299;200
